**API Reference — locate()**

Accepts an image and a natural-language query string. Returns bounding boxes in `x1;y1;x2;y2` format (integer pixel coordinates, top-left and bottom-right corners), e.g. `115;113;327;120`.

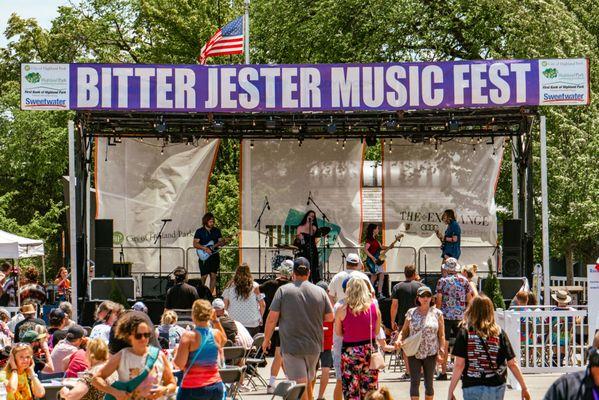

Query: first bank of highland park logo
542;68;558;79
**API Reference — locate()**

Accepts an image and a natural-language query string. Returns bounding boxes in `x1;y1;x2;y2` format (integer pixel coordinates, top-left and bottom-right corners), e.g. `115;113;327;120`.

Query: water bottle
168;328;177;349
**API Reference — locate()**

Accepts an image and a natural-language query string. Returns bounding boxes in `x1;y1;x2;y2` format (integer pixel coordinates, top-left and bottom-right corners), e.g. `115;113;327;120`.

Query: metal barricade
497;306;589;373
417;245;500;275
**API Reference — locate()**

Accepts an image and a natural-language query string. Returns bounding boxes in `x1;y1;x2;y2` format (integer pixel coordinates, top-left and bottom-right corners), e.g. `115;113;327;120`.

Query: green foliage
484;259;506;310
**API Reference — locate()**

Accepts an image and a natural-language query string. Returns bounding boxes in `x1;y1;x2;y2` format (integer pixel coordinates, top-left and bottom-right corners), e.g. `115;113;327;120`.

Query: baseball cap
346;253;360;264
442;257;460;272
293;257;310;275
132;302;148;313
49;308;66;326
416;286;433;297
212;298;226;310
66;325;85;340
21;330;41;343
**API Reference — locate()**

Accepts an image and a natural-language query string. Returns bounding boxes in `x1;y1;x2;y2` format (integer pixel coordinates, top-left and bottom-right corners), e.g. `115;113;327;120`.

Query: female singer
436;209;461;260
294;210;320;283
54;267;71;301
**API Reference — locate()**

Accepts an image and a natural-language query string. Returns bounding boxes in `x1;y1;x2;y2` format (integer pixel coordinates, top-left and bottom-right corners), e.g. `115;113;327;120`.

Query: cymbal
275;243;298;251
314;226;331;238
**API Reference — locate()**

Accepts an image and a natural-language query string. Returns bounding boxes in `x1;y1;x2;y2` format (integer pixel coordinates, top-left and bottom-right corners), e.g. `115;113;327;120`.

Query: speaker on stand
502;219;523;277
95;219;114;277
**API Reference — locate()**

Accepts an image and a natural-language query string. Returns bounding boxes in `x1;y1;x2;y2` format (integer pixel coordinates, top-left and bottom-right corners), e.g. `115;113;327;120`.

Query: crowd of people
0;254;597;400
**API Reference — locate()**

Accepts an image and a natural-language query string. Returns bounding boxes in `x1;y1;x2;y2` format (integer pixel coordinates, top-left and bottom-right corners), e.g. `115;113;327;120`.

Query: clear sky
0;0;70;47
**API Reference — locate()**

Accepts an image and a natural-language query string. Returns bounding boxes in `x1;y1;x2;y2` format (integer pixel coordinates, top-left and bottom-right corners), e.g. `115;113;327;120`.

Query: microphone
306;191;311;206
161;218;172;222
265;196;270;210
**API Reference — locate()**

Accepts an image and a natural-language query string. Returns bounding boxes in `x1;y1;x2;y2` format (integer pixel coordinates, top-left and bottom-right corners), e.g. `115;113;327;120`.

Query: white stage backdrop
240;139;364;276
96;138;220;274
382;138;504;274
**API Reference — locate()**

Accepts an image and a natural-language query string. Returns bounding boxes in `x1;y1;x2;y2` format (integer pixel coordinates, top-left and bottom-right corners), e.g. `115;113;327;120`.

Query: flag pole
244;0;250;64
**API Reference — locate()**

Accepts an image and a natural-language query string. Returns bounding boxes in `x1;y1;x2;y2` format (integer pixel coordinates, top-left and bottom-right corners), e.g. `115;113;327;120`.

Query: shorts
320;350;333;369
462;384;506;400
199;253;220;276
282;352;320;381
444;319;460;341
176;382;225;400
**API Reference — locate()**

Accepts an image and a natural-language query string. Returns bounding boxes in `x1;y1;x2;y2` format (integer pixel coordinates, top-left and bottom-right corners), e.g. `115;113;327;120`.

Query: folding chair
270;382;307;400
244;333;268;389
220;366;246;399
223;346;247;366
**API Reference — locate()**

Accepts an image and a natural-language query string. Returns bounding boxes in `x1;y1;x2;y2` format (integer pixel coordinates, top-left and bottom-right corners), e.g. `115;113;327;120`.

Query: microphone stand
308;194;330;280
254;198;270;279
153;219;170;291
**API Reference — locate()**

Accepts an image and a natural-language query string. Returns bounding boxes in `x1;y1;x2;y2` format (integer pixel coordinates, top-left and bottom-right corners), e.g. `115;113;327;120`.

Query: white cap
212;298;225;310
346;253;360;264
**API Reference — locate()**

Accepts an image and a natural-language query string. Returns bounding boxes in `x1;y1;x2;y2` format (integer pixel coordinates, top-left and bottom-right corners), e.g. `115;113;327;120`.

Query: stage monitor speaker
502;219;523;277
90;277;136;301
95;219;113;248
142;276;169;298
95;248;113;277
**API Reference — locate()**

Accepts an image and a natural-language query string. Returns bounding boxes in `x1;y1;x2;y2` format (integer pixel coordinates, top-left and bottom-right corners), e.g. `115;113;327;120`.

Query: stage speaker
95;219;114;277
479;276;524;307
142;276;169;298
90;277;136;301
95;219;113;248
502;219;523;277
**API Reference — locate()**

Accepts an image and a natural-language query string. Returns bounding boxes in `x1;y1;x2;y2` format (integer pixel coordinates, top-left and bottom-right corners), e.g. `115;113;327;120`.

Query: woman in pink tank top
334;277;381;400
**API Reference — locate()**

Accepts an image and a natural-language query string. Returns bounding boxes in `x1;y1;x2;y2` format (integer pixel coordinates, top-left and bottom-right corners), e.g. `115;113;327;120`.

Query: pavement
241;362;563;399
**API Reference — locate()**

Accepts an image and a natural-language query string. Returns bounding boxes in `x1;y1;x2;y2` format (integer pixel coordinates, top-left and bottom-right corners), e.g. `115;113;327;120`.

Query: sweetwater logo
25;72;41;83
542;68;558;79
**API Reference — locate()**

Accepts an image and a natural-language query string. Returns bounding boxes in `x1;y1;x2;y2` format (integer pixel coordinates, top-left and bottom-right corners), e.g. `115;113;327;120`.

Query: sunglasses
134;332;151;340
418;293;432;298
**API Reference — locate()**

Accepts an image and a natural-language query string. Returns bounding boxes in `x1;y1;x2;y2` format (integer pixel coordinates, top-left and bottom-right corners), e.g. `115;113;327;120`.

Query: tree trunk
565;246;574;286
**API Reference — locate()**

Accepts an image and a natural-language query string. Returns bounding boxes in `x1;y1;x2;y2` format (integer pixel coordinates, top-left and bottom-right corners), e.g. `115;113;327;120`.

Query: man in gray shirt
263;257;334;400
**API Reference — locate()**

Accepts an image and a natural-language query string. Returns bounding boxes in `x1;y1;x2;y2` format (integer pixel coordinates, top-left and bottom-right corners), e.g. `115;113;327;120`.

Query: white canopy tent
0;230;46;287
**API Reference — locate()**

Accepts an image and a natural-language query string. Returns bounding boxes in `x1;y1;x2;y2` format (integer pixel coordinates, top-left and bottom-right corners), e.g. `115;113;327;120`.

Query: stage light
448;119;459;133
473;144;476;152
327;117;336;134
389;145;393;154
250;140;254;149
291;124;300;134
336;138;339;145
435;140;439;152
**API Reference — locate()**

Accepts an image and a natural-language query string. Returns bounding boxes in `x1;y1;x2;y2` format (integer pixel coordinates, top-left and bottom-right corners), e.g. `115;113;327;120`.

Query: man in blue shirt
436;209;461;260
193;212;223;294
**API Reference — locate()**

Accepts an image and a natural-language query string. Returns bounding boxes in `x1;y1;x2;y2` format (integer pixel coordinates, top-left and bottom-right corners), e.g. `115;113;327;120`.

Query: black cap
66;325;85;340
293;257;310;276
49;308;66;326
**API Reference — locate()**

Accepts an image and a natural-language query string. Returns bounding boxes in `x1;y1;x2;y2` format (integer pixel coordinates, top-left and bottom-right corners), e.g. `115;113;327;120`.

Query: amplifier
141;276;170;298
90;277;136;301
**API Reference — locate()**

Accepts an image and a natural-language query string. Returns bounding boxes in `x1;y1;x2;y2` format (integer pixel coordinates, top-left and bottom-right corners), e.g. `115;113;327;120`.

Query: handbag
369;304;386;370
477;331;507;379
400;309;430;357
104;346;160;400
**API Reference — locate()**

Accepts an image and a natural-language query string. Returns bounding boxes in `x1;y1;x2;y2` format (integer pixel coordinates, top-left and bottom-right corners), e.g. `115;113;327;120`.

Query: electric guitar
196;232;238;261
364;233;404;274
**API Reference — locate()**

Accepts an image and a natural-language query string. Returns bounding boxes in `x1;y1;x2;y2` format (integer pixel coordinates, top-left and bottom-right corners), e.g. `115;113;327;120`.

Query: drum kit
269;226;331;271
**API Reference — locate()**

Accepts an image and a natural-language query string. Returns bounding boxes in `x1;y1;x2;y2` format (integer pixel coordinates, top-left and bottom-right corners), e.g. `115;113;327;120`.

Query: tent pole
42;255;46;284
540;116;550;305
68;120;78;319
14;258;20;307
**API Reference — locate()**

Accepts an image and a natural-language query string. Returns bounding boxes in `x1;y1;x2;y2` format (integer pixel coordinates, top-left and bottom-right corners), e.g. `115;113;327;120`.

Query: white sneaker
267;385;275;394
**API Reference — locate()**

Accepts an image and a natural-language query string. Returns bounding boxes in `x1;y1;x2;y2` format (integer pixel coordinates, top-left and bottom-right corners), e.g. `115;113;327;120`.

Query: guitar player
364;223;402;299
193;212;224;294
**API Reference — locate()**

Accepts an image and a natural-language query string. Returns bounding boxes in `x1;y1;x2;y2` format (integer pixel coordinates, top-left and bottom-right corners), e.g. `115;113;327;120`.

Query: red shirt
323;321;334;351
366;238;381;255
65;349;89;378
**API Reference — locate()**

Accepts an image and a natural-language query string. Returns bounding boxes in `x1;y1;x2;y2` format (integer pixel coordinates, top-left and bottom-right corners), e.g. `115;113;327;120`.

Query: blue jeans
462;384;506;400
176;382;225;400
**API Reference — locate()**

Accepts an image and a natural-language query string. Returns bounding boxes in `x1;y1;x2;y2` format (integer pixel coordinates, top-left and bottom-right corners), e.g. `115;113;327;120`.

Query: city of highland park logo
24;65;31;71
541;61;548;67
113;231;125;245
25;72;41;83
543;68;558;79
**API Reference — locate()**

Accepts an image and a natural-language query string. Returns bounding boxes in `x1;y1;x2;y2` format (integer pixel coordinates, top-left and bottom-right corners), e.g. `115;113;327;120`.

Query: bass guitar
364;233;404;274
196;232;238;261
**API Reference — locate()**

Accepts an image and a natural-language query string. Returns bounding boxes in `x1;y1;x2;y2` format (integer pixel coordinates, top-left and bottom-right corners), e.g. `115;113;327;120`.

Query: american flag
199;16;244;64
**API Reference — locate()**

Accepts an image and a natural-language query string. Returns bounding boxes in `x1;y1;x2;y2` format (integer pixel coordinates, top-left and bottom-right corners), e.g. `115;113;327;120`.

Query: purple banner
60;59;589;112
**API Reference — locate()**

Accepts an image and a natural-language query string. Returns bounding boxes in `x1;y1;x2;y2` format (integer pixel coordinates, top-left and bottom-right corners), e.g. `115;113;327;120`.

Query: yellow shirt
0;370;33;400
